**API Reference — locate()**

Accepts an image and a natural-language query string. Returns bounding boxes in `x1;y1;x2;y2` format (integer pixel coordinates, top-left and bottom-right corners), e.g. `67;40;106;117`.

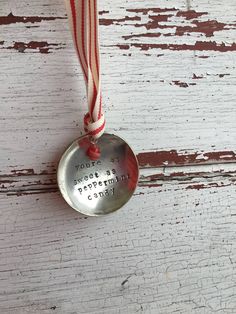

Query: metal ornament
57;133;139;216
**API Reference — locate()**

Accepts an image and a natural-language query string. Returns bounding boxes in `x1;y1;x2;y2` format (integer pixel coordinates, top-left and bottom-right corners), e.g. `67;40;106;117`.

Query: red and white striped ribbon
65;0;105;139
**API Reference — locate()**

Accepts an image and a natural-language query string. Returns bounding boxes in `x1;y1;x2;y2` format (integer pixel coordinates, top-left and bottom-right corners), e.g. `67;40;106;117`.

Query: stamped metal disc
57;133;139;216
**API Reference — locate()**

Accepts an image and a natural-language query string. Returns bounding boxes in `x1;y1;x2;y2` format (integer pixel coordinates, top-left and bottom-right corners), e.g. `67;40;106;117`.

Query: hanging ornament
57;0;139;216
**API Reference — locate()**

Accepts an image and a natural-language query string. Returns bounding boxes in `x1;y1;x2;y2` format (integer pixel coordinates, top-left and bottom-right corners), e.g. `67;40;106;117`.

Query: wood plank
0;180;236;313
0;0;235;172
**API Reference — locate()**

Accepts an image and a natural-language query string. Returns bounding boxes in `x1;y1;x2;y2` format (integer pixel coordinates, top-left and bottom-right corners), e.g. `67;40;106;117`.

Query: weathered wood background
0;0;236;313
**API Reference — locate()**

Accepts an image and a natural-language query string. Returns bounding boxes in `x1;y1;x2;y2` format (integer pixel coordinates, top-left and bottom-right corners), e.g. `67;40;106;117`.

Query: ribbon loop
65;0;105;140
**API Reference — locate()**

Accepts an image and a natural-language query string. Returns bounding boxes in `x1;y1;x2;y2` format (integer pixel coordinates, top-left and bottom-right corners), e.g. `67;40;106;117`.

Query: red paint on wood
100;16;141;26
140;183;163;188
218;73;230;78
172;80;189;88
144;14;173;30
175;20;229;37
123;33;162;40
192;73;204;79
99;10;109;15
0;12;65;25
137;150;236;168
118;41;236;52
186;182;233;190
123;8;234;36
176;10;207;20
133;16;174;30
8;188;58;197
117;44;130;50
2;163;56;178
115;7;235;44
126;8;177;15
4;41;63;53
142;169;236;182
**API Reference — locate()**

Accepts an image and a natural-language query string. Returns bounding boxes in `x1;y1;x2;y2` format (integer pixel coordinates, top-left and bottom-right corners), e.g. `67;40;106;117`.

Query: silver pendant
57;133;139;216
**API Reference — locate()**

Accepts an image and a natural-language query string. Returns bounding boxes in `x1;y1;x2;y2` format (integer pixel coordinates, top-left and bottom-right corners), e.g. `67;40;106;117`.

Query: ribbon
65;0;105;140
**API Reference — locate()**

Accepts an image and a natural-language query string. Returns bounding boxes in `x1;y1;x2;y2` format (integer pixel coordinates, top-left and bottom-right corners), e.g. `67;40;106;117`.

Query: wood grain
0;0;236;313
1;181;236;314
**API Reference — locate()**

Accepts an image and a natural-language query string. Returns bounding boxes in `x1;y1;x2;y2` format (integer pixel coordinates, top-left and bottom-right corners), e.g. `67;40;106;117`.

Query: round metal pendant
57;133;139;216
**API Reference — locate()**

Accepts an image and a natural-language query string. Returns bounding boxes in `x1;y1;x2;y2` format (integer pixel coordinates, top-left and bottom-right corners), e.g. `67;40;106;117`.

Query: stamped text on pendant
74;157;130;201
